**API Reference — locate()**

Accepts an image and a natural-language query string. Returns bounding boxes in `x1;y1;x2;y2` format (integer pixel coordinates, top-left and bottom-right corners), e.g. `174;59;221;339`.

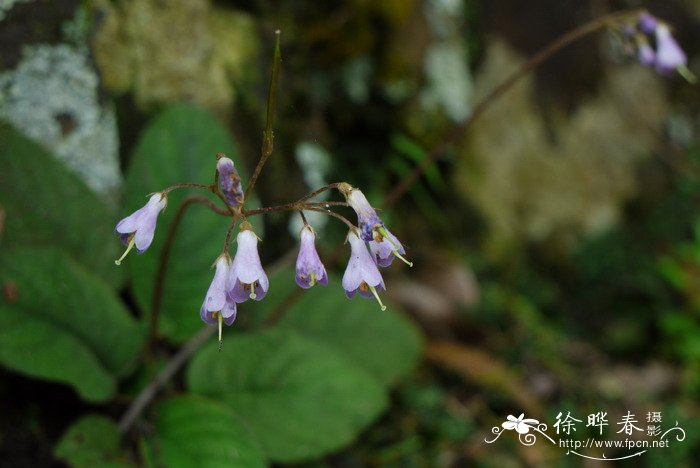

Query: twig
118;326;214;433
381;8;644;209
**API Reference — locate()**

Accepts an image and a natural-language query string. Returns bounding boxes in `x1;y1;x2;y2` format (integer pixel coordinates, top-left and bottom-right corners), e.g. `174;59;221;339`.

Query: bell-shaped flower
216;154;244;208
369;227;412;267
114;193;167;265
200;254;237;344
295;225;328;288
227;223;269;303
339;183;385;242
342;230;386;310
654;24;687;75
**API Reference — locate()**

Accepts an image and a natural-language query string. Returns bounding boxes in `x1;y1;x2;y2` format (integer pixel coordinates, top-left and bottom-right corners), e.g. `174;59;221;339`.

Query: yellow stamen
368;285;387;311
115;237;135;265
310;273;316;287
217;312;223;351
247;282;257;300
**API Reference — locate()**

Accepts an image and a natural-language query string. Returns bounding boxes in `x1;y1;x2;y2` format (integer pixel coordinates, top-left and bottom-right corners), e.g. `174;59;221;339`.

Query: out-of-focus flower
654;24;687;75
200;254;237;344
227;223;268;302
342;230;386;310
216;153;244;208
295;225;328;288
114;192;167;264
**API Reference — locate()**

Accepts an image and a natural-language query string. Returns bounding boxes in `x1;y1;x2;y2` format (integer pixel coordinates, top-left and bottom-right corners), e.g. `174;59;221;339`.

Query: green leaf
54;415;132;468
149;395;265;468
277;286;423;386
0;247;146;401
187;329;387;462
124;103;237;342
0;124;123;287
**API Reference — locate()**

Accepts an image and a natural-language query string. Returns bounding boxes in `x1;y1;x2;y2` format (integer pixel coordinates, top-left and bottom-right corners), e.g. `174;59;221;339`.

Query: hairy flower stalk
227;222;269;303
295;225;328;288
114;193;167;265
216;153;244;207
342;230;387;310
200;254;237;347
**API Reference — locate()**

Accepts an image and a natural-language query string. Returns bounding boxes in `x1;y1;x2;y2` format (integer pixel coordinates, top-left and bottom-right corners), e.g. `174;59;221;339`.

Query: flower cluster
114;157;410;346
626;12;693;80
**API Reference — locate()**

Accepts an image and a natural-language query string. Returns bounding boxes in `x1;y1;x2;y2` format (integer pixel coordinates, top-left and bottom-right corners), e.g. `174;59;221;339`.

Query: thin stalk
245;30;282;201
382;8;644;209
162;183;213;194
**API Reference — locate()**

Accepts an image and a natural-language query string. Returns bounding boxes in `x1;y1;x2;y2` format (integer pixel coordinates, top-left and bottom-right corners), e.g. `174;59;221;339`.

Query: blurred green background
1;0;700;466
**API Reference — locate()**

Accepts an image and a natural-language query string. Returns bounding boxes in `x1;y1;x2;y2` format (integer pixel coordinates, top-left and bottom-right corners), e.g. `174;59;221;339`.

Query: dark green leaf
149;395;265;468
0;124;123;287
187;329;387;462
0;247;145;401
54;415;131;468
277;286;423;386
124;103;237;342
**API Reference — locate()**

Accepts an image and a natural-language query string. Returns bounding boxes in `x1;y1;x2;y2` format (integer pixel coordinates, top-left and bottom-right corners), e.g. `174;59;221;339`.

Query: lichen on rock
0;44;121;200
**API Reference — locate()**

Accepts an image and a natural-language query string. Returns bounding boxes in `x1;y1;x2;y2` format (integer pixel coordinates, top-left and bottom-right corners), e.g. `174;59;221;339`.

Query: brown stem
119;326;214;433
162;182;213;194
303;206;356;230
381;8;644;209
296;182;343;202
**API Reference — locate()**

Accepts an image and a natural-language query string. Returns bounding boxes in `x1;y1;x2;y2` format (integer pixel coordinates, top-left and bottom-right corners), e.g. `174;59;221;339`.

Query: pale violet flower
295;225;328;288
200;254;237;344
654;24;687;75
342;230;386;310
227;224;269;302
369;227;411;268
114;192;167;265
340;183;384;242
502;414;539;434
339;183;412;267
216;153;244;208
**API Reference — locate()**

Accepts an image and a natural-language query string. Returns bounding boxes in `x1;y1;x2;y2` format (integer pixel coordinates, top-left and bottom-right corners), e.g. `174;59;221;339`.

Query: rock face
455;40;668;254
0;44;121;199
92;0;258;111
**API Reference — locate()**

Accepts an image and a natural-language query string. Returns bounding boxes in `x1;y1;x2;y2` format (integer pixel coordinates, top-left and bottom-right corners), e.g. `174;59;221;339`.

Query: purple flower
654;24;687;75
114;193;167;265
216;154;244;208
339;183;384;242
200;254;237;343
638;13;658;35
637;41;656;67
342;230;386;310
295;225;328;288
227;225;269;303
369;227;412;268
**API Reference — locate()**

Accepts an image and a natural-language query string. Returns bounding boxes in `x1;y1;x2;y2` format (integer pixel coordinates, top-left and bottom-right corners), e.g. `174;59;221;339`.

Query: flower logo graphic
502;414;540;434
